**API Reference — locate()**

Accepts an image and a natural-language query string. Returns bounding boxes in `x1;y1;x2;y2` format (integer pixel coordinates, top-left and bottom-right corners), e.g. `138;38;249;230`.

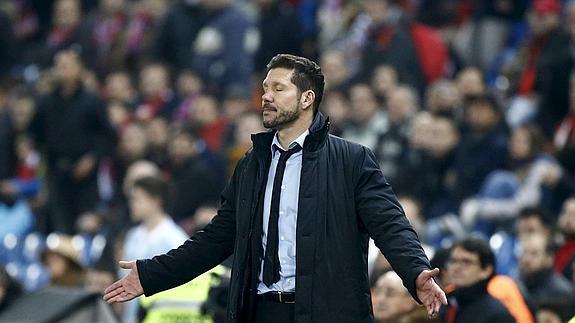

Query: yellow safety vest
140;266;228;323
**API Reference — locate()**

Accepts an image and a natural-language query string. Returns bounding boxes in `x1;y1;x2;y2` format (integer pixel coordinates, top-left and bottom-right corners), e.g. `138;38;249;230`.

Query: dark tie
262;144;302;287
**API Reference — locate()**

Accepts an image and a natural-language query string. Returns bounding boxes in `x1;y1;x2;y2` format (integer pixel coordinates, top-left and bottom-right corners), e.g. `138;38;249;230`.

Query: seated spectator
441;238;515;323
555;197;575;282
518;233;575;309
41;234;86;288
372;271;435;323
461;124;557;235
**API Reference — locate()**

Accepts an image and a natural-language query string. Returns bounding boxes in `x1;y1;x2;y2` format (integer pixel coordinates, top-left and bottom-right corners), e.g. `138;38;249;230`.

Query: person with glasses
442;238;515;323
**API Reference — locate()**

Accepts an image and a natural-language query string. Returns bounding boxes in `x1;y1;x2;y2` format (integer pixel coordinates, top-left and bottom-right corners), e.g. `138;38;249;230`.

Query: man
104;54;446;322
518;233;575;308
442;238;515;323
30;48;115;234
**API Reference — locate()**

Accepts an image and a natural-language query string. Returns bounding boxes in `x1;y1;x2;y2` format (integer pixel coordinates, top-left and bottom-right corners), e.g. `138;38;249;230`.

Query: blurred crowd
0;0;575;322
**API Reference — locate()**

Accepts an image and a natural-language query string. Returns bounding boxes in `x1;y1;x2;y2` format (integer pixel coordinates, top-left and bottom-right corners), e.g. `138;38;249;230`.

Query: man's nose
262;91;273;103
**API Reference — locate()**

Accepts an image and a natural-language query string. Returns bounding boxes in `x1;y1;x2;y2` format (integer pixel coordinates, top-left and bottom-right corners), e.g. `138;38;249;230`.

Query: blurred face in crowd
122;161;160;197
426;79;461;116
372;271;416;322
408;112;434;149
140;64;170;99
261;68;303;129
456;68;485;98
105;72;135;103
371;65;398;99
447;246;492;288
465;101;499;133
146;117;169;149
119;123;148;161
427;118;459;157
191;95;219;126
362;0;389;25
177;71;202;97
129;186;160;221
322;91;348;129
168;132;196;166
518;214;550;241
320;50;348;89
520;234;552;276
387;86;417;125
510;127;532;161
54;0;80;28
559;198;575;238
10;97;35;131
536;309;563;323
349;84;379;125
234;113;264;147
528;10;560;36
54;51;83;85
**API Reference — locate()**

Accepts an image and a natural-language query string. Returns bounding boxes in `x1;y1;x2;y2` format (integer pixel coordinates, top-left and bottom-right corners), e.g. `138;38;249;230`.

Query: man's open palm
416;268;448;317
103;261;144;303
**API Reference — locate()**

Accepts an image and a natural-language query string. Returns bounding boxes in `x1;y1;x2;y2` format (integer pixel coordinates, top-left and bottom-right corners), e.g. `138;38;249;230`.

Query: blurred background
0;0;575;322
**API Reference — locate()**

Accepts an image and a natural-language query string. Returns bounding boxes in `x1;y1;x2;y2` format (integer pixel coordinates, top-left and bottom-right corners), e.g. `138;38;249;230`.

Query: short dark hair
266;54;325;114
451;237;495;270
519;207;555;229
132;176;169;207
464;94;501;115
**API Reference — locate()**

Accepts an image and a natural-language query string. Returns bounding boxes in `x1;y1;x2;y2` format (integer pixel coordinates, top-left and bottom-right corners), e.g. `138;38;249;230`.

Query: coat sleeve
136;157;245;296
354;146;431;301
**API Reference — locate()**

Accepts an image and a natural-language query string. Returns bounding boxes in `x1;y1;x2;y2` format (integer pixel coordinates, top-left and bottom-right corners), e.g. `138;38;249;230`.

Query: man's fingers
103;280;122;295
118;260;133;270
103;286;123;302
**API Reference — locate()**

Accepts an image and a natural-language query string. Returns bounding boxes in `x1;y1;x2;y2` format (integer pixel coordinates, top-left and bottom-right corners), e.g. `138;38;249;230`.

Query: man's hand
73;154;96;180
416;268;447;318
103;261;144;303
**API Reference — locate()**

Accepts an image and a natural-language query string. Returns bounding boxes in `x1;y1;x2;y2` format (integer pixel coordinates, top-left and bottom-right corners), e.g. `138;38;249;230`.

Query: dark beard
263;103;300;129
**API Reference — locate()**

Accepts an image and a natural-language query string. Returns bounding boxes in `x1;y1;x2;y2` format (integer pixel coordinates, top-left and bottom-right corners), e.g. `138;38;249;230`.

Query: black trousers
254;299;295;323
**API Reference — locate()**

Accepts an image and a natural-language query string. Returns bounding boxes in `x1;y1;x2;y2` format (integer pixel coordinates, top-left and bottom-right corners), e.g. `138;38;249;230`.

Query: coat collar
251;112;330;155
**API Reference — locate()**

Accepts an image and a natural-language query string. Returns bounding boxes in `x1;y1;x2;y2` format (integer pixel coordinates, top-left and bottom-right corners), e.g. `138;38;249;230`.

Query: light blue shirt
257;130;308;294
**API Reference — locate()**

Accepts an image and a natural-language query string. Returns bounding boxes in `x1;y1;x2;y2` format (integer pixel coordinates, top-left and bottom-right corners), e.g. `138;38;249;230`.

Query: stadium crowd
1;0;575;322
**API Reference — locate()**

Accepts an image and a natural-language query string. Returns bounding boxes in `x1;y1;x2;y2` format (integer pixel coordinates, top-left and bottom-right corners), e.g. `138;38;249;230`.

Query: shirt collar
271;129;309;154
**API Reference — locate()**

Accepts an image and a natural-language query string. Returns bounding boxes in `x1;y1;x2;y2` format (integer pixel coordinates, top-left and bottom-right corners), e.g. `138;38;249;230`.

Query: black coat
137;113;431;322
441;279;516;323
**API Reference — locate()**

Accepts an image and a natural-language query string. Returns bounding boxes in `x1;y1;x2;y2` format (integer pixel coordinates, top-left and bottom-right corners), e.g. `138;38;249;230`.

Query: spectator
135;63;178;122
341;83;388;150
425;79;462;121
372;271;435;323
441;238;515;323
121;176;188;323
448;94;508;213
254;0;304;75
374;85;418;188
166;127;223;224
518;233;575;309
29;49;115;234
191;0;255;96
320;49;351;91
555;197;575;281
41;233;86;287
41;0;86;66
460;124;558;234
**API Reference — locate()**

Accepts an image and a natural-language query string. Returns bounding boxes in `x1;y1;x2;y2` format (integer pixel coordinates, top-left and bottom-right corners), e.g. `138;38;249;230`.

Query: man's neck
276;114;313;149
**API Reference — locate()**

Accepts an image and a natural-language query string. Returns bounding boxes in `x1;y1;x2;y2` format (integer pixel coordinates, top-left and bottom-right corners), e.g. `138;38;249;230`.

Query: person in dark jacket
103;54;447;323
29;48;115;234
441;238;516;323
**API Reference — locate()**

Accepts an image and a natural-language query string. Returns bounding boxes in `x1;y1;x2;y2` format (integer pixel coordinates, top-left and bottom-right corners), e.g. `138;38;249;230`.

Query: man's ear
300;90;315;110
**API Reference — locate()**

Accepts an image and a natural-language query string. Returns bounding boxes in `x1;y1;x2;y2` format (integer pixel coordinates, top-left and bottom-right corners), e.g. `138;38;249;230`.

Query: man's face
129;187;159;222
520;235;552;276
559;199;575;237
372;271;416;321
55;51;82;84
261;68;301;130
518;216;548;240
447;247;492;288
